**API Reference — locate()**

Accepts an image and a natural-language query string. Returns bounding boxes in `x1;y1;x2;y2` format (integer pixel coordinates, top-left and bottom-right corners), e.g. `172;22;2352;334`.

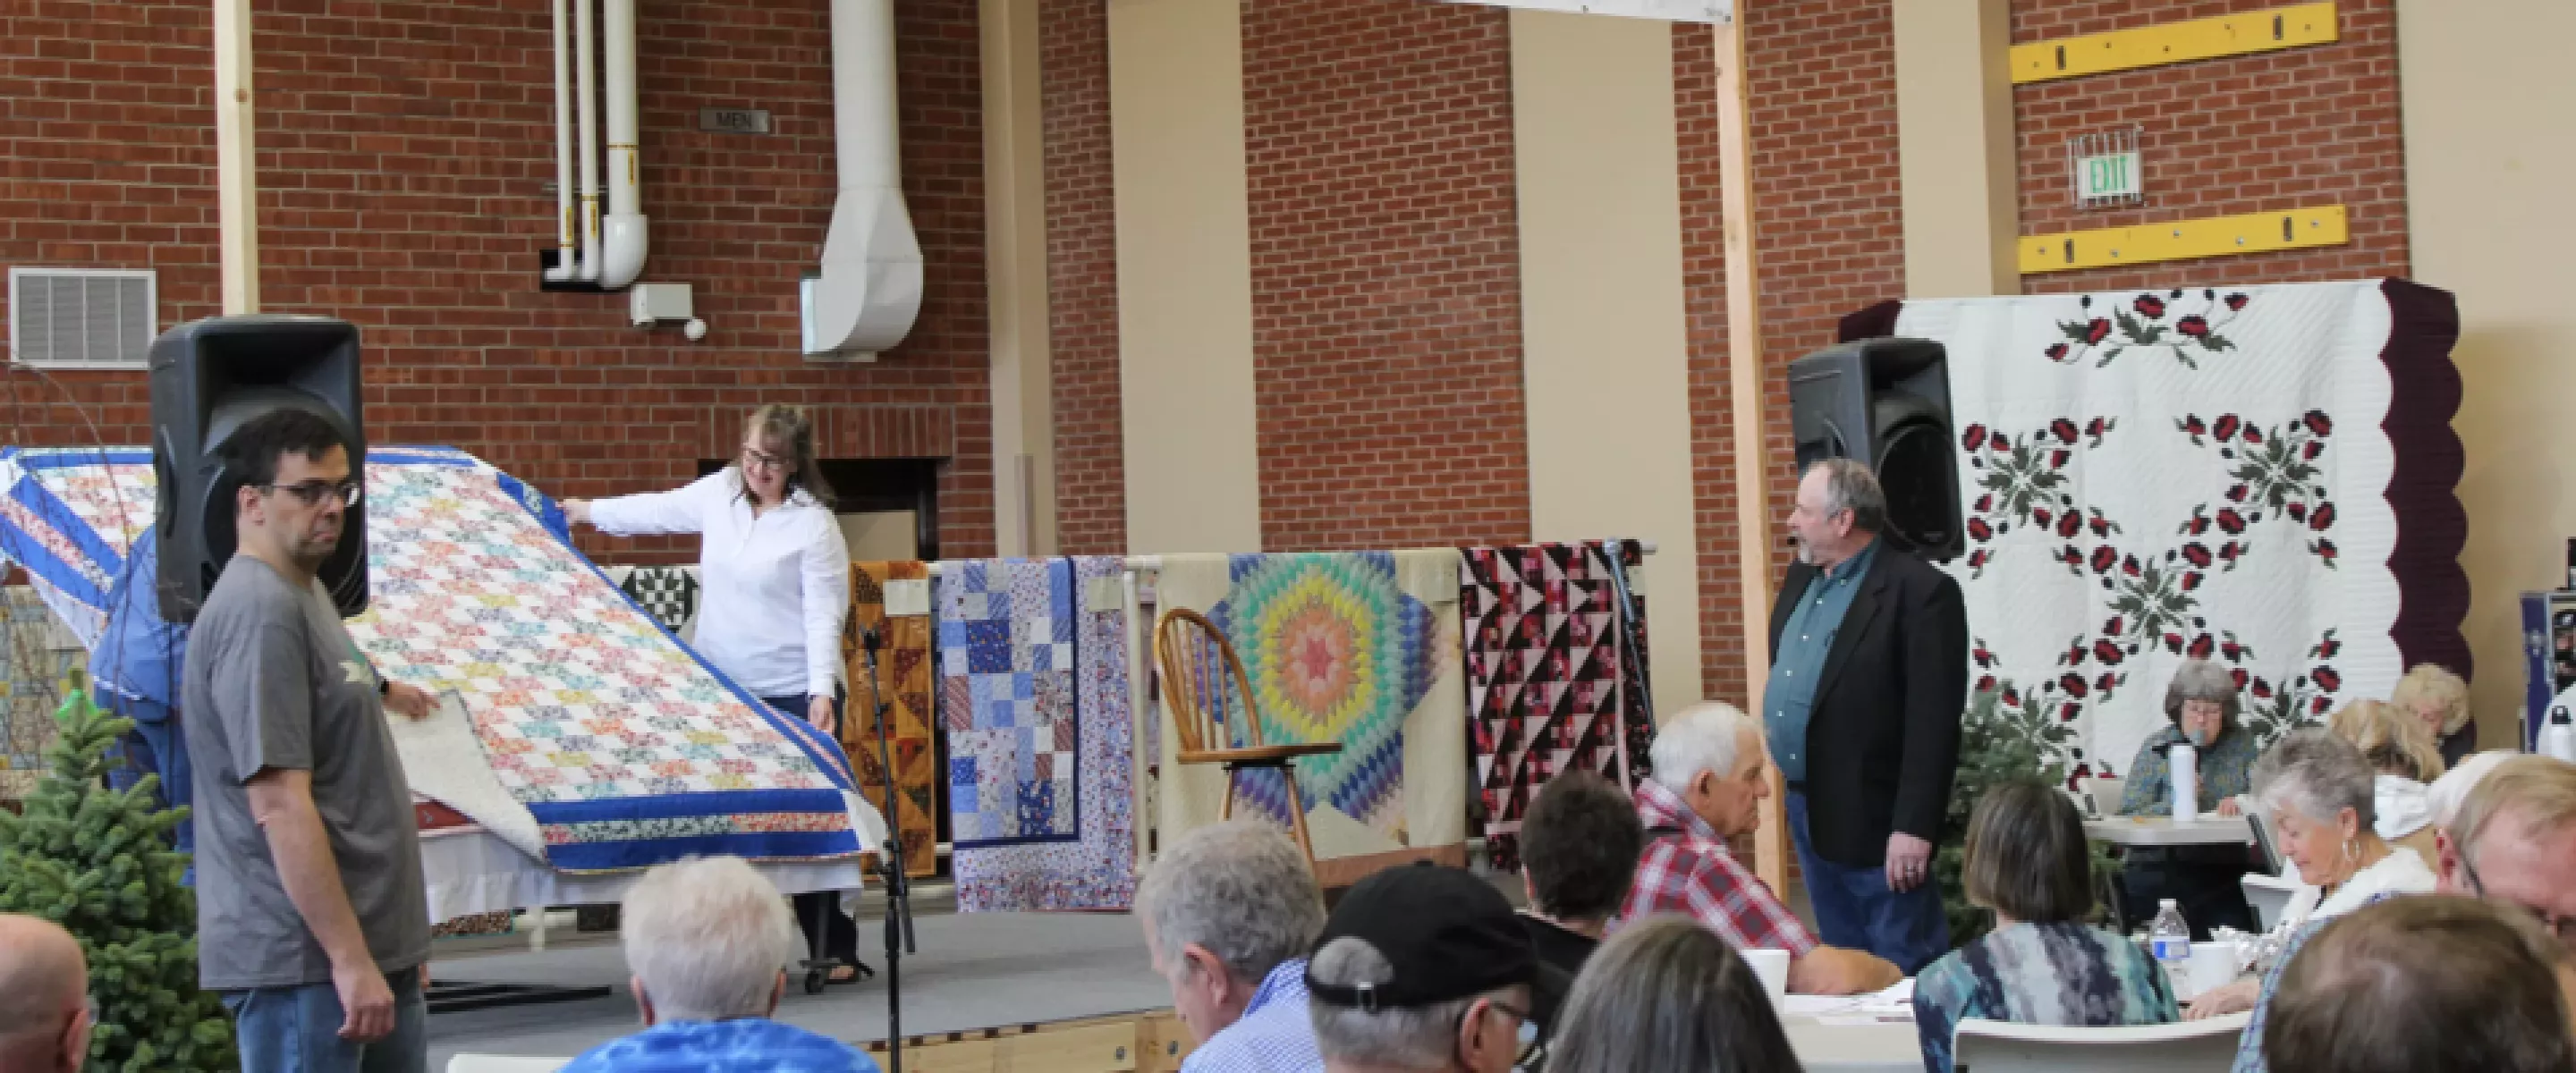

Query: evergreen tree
0;674;233;1071
1933;684;2116;947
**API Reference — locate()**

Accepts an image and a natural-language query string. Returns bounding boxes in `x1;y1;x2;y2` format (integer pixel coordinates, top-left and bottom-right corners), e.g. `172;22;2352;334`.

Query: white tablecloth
419;825;869;924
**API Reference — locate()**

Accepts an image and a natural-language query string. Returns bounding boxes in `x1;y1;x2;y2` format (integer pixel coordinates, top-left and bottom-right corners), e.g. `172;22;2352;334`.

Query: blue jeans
221;966;428;1073
1785;789;1950;975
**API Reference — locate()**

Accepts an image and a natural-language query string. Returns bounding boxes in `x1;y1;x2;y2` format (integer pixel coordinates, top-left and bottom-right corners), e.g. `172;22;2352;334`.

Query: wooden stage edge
862;1010;1192;1073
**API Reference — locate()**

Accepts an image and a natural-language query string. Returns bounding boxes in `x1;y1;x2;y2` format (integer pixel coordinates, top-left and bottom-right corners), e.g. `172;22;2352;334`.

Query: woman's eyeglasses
741;445;789;473
257;479;363;508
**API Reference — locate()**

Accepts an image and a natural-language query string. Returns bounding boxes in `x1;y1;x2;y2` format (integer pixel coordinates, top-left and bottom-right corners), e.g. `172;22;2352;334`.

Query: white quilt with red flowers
1892;283;2400;782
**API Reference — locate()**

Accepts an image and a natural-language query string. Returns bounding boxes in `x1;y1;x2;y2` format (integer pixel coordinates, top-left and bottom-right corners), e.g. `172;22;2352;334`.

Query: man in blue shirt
1766;459;1968;975
559;856;879;1073
1136;821;1328;1073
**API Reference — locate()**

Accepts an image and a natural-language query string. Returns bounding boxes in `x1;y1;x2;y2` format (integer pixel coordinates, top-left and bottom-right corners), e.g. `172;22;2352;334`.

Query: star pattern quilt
1462;540;1657;873
1838;280;2466;786
0;446;884;872
937;555;1138;911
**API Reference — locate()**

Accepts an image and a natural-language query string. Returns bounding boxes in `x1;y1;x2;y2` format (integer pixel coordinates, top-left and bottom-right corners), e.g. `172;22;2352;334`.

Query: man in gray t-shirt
181;408;433;1073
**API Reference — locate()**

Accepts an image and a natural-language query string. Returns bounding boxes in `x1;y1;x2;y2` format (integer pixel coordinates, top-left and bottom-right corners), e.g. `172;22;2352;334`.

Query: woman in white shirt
563;404;861;980
2185;728;2436;1019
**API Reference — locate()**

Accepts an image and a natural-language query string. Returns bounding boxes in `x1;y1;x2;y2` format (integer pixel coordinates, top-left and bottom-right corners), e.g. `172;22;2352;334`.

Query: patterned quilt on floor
1461;540;1657;873
937;556;1138;911
0;445;885;871
1156;551;1467;862
846;560;937;879
1837;280;2465;786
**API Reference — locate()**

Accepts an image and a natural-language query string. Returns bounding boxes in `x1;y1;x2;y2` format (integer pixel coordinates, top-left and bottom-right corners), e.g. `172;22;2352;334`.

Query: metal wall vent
8;267;157;369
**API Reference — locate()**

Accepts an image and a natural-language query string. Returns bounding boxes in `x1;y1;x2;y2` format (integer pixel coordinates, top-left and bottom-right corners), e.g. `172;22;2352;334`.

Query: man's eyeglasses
2460;848;2576;946
257;479;362;508
1455;996;1541;1067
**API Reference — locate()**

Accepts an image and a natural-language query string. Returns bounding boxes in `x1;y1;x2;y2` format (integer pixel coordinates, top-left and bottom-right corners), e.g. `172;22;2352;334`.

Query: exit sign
2076;150;2142;205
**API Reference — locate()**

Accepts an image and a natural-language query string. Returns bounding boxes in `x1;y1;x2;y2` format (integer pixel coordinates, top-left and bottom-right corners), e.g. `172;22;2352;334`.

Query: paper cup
1740;947;1791;1007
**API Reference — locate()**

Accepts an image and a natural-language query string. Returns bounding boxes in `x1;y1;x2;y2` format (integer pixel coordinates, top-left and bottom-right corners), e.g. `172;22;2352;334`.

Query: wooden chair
1155;607;1343;868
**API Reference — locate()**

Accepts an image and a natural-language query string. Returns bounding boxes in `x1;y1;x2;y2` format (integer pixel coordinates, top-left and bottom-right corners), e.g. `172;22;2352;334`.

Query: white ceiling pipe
597;0;647;290
801;0;922;357
545;0;576;282
573;0;602;282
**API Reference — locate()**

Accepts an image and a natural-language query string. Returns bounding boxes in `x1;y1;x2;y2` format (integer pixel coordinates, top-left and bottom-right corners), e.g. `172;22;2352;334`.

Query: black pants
2119;846;2258;940
764;691;862;967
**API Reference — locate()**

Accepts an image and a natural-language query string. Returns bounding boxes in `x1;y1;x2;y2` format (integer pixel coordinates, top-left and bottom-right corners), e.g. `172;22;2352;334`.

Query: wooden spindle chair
1154;607;1342;868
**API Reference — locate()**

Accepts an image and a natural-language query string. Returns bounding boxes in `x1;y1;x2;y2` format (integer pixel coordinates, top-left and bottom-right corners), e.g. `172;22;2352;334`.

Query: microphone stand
856;626;917;1073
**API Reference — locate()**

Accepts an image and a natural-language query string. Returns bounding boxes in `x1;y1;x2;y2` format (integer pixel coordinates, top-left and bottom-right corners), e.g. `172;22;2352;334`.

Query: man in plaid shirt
1617;701;1901;995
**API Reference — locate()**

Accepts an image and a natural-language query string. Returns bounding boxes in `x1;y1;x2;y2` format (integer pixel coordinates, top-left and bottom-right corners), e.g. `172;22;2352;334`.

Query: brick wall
1040;0;1124;558
1239;0;1530;552
1674;26;1750;706
2012;0;2411;292
0;0;994;566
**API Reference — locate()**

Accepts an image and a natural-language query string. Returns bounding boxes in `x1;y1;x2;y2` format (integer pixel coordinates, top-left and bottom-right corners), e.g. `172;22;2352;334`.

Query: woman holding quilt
563;403;863;982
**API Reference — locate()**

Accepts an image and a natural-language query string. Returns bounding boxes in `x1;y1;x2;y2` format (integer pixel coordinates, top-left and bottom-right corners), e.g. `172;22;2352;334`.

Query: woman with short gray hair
2115;658;2266;939
2183;729;2436;1021
1546;917;1801;1073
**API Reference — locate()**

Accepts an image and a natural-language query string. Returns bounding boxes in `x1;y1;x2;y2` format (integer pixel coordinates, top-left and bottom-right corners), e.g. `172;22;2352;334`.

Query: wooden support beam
213;0;259;314
1709;9;1785;892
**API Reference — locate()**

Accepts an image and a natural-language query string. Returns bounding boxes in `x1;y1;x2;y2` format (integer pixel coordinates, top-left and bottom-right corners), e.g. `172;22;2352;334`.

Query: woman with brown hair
564;404;865;980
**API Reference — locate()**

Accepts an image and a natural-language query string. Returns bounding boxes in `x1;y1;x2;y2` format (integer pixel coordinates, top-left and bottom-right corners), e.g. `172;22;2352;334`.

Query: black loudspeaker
148;316;369;623
1785;337;1962;562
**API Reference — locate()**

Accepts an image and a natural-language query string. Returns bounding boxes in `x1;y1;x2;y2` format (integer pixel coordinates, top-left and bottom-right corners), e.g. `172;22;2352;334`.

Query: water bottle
2170;741;2199;822
2151;899;2193;970
2541;706;2576;765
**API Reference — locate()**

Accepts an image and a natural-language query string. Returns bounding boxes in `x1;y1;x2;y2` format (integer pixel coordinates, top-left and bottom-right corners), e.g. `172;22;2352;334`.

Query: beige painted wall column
1891;0;2019;299
982;0;1057;556
1510;10;1707;719
2399;0;2576;747
214;0;259;313
1106;0;1262;553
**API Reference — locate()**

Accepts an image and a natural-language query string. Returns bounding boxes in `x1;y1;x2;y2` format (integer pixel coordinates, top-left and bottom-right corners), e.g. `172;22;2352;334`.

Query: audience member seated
2426;749;2514;832
1545;917;1802;1073
2389;662;2478;769
1303;865;1536;1073
2260;897;2574;1073
1139;820;1329;1073
2229;755;2576;1073
1912;780;2179;1073
2190;729;2435;1022
2116;658;2263;937
0;915;91;1073
557;857;879;1073
2326;699;2445;862
1513;771;1643;1035
1618;701;1900;996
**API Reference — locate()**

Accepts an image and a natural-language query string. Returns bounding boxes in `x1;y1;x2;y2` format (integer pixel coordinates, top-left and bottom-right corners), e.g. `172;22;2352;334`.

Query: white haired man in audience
1305;865;1536;1073
0;915;90;1073
1618;700;1901;995
558;857;879;1072
2229;755;2576;1073
1138;820;1329;1073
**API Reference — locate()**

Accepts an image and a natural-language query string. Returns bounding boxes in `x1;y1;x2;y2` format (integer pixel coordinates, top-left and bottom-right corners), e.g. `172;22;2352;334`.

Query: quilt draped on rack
1461;540;1657;873
1837;280;2465;784
845;560;938;879
0;588;81;798
1156;551;1467;865
936;556;1138;911
611;565;702;641
0;446;886;872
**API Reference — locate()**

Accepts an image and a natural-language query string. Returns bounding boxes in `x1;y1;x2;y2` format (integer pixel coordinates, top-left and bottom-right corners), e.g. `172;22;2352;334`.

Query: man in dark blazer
1766;458;1969;974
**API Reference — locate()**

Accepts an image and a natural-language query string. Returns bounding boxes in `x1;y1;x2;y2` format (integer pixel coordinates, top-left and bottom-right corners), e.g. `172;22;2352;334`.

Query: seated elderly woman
1546;917;1802;1073
2389;663;2477;768
2325;699;2446;864
2185;729;2437;1021
2116;658;2264;936
1912;780;2179;1073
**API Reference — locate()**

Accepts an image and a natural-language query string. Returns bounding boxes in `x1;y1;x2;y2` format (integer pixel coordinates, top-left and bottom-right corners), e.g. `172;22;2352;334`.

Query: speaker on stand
148;315;369;622
1785;337;1962;562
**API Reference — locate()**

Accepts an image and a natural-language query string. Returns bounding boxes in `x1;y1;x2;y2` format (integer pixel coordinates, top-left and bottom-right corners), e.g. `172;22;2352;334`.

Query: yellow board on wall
2020;206;2349;275
2012;3;2338;84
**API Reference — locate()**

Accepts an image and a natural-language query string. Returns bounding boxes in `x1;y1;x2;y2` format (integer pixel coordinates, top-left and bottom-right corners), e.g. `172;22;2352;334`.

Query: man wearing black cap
1305;866;1535;1073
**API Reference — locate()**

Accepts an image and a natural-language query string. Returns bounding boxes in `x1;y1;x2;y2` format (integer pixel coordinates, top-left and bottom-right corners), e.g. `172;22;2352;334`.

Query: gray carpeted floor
427;909;1170;1069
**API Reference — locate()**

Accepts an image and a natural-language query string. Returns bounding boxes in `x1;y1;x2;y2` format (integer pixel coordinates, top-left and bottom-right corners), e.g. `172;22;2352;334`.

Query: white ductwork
546;0;576;282
573;0;602;282
801;0;922;358
597;0;647;290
